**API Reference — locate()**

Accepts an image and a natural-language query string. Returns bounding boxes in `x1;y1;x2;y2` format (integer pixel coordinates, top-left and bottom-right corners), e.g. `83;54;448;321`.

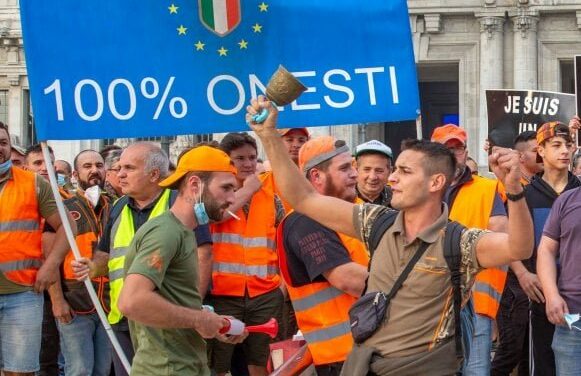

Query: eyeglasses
108;168;120;173
448;145;466;154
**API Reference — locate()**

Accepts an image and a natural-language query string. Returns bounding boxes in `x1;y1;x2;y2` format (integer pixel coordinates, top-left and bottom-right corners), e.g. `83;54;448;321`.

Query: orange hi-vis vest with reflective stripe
277;215;369;365
0;167;43;286
61;193;110;313
211;174;280;297
61;194;106;280
261;171;293;213
449;175;507;319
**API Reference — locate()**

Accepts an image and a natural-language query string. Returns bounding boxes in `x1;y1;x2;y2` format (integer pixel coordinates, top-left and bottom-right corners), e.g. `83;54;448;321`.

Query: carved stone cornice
479;16;504;39
512;12;539;39
8;74;20;86
424;14;442;33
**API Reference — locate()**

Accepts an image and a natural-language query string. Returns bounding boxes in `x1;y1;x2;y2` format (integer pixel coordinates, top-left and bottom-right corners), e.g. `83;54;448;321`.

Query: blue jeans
463;313;492;376
552;325;581;376
0;291;43;372
57;312;112;376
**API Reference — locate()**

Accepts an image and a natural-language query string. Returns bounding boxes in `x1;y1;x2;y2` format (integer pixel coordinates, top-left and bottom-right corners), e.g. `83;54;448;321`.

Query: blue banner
20;0;419;141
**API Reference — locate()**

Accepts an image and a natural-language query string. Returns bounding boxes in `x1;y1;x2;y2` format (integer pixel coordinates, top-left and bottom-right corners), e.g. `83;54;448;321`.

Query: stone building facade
1;0;580;165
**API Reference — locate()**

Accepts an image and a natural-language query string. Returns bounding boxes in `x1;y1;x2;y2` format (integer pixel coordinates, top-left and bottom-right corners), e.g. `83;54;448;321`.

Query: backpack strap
362;210;399;294
443;220;466;360
368;210;399;258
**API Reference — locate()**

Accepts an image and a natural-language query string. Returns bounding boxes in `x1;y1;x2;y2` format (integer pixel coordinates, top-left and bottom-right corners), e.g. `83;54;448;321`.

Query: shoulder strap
385;240;430;302
362;210;399;295
108;195;129;224
368;210;399;257
443;220;466;360
169;189;178;206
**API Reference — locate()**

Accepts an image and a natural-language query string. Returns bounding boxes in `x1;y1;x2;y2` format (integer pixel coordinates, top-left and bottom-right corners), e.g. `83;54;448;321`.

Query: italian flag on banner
200;0;241;36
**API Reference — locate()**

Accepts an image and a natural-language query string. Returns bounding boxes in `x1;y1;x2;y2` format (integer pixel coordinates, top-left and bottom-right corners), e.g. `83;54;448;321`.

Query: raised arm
475;148;533;267
247;97;358;238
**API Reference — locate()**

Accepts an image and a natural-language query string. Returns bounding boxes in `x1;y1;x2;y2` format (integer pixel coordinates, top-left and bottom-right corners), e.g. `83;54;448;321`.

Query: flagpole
41;141;131;374
416;114;423;140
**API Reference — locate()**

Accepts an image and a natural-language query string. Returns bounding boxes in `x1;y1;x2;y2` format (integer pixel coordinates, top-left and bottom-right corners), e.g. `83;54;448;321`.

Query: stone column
477;15;504;166
512;11;539;90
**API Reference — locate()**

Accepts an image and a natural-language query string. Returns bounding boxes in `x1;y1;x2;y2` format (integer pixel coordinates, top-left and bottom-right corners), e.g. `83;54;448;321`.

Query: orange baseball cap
298;136;349;174
159;146;237;188
535;121;572;162
536;121;570;146
431;124;467;145
278;127;310;138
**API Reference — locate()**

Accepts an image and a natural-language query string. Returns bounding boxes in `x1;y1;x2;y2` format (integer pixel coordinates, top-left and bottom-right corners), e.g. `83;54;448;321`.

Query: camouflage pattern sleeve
459;228;489;301
353;203;396;249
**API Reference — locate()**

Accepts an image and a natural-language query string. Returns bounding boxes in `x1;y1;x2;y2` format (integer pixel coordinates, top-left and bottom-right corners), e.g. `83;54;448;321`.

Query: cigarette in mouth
227;210;240;220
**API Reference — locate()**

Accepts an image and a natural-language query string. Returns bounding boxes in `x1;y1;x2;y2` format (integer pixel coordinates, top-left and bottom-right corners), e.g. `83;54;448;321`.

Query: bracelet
506;190;525;202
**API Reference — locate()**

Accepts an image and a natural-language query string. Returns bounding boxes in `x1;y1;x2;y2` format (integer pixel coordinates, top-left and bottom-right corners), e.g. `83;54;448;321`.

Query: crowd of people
0;100;580;376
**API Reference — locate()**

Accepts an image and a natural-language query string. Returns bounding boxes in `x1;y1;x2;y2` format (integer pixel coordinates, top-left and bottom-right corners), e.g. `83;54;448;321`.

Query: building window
0;90;8;125
22;89;36;147
102;134;213;146
560;60;574;94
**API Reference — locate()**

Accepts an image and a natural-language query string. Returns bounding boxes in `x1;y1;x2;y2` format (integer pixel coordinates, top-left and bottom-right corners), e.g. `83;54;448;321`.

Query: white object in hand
222;318;245;335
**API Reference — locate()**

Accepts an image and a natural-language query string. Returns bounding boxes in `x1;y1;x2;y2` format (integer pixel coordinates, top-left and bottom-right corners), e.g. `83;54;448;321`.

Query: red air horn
220;318;279;339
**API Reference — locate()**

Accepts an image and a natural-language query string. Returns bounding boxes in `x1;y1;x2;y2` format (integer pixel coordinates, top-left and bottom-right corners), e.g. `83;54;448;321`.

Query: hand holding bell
251;65;307;123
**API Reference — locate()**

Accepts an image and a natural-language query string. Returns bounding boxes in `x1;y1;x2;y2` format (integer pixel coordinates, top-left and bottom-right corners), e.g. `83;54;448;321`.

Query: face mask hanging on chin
194;202;210;225
84;185;101;208
193;182;210;225
57;173;67;187
0;159;12;175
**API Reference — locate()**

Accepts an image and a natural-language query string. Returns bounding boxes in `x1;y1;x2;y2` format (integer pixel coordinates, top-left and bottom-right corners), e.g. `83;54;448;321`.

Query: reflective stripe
474;281;503;302
213;262;279;278
109;268;125;282
110;247;128;259
0;220;39;232
303;321;351;344
0;258;43;272
292;287;345;312
212;233;276;250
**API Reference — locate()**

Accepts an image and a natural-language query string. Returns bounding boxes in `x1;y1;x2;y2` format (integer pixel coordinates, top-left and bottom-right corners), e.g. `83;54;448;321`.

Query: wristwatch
505;190;525;202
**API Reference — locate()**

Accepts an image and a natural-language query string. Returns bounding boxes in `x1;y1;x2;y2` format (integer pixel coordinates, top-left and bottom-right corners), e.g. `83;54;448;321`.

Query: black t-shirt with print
281;212;352;287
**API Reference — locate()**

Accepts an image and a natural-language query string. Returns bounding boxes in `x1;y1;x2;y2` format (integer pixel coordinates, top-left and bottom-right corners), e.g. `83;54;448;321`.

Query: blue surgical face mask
57;173;67;187
0;159;12;175
194;202;210;225
193;182;210;225
565;313;581;331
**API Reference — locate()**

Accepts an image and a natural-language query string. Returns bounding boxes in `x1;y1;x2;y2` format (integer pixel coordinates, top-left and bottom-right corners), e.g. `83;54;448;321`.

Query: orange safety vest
0;167;43;286
262;171;293;213
210;173;280;297
277;215;369;365
61;193;110;314
449;175;507;319
61;194;108;280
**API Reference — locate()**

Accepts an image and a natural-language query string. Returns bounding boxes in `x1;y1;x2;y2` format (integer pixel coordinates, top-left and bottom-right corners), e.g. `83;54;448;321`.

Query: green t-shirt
124;211;209;376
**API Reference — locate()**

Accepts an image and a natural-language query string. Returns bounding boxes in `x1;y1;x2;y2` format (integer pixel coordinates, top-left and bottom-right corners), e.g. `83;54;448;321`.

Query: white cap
355;140;393;159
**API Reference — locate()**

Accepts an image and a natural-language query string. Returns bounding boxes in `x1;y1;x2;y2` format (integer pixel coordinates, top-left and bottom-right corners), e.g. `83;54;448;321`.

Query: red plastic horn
246;318;278;339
